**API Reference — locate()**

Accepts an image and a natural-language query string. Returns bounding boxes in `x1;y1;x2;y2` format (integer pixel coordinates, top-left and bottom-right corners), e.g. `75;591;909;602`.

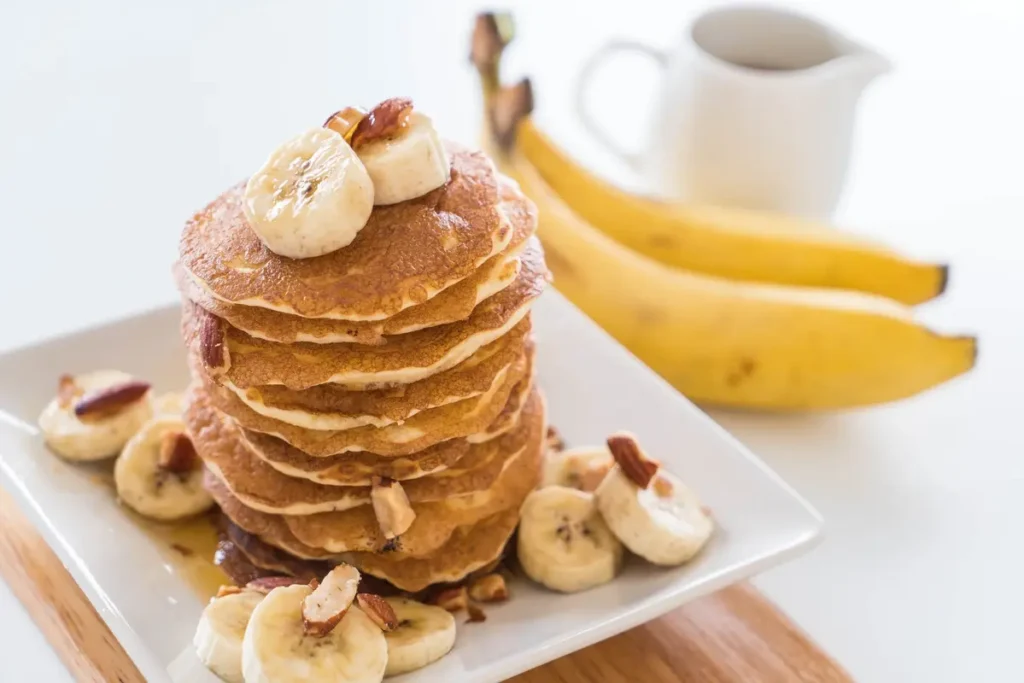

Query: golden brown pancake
282;393;544;555
182;237;547;390
188;384;541;516
180;147;510;321
345;508;519;592
244;373;533;486
212;326;530;431
200;343;534;457
174;181;537;345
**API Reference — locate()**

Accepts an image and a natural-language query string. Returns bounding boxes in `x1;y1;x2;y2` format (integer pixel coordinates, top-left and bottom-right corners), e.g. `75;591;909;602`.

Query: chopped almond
432;586;468;613
323;107;367;142
606;432;660;489
371;477;416;541
350;98;413;149
216;585;243;598
302;564;360;637
545;425;565;453
356;594;398;632
158;432;199;473
578;460;613;493
653;475;675;498
57;375;81;409
74;380;151;420
466;603;487;623
198;309;229;375
468;573;509;603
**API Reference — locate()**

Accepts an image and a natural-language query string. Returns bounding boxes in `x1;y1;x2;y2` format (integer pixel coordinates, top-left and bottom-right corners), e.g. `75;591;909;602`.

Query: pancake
345;508;519;592
282;392;544;555
206;471;339;560
174;181;537;345
188;384;542;516
215;324;529;431
222;520;328;580
180;147;510;321
245;374;533;486
202;342;534;457
182;237;548;390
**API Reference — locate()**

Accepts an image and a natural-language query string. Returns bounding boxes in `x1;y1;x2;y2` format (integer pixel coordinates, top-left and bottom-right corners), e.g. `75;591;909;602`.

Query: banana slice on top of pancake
114;416;213;521
38;371;153;462
595;433;713;567
349;98;450;206
243;127;374;259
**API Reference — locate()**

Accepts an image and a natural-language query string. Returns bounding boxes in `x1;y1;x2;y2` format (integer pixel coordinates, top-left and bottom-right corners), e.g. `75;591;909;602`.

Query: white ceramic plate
0;291;821;683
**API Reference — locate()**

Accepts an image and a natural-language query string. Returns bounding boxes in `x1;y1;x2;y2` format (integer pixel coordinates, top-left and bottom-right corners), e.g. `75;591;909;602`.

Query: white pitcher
575;5;891;218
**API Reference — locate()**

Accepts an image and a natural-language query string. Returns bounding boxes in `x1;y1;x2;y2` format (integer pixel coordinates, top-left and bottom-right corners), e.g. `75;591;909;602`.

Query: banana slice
38;370;153;462
595;445;713;566
114;416;213;521
517;486;623;593
244;127;374;259
382;597;456;677
355;107;450;206
242;583;388;683
541;446;613;492
194;589;265;683
153;391;185;417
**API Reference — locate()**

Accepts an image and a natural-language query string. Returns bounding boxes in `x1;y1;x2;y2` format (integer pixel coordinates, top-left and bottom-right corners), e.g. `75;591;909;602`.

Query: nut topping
371;476;416;541
431;586;468;613
302;564;360;637
245;576;307;594
215;584;243;598
350;97;413;149
158;432;199;474
466;603;487;623
74;380;151;420
356;593;398;632
545;425;565;453
653;476;675;498
606;433;660;489
578;459;613;493
198;309;230;375
323;106;367;142
468;573;509;603
57;375;82;409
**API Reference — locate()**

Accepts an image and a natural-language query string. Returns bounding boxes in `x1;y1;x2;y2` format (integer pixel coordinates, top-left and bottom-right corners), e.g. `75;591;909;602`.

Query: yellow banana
517;119;947;305
503;151;975;410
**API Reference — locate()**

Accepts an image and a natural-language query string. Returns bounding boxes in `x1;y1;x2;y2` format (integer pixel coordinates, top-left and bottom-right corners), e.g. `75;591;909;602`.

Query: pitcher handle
574;39;668;170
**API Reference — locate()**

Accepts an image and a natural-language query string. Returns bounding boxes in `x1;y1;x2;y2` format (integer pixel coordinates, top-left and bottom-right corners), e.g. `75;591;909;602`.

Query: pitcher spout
833;41;892;90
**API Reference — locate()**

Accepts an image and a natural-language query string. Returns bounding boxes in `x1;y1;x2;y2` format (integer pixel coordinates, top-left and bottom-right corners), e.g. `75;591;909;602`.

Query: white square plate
0;291;821;683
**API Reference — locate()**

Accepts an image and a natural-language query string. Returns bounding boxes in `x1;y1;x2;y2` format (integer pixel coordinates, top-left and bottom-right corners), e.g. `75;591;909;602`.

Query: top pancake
180;147;510;321
174;179;537;345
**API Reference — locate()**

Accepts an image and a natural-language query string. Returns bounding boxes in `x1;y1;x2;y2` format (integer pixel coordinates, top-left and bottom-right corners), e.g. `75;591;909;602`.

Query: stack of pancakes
175;148;548;592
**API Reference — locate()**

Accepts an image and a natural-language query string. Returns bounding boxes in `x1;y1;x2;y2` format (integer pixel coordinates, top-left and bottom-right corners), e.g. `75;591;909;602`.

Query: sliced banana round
541;446;613;492
38;370;153;462
194;589;265;683
596;468;713;566
382;597;456;677
356;111;449;205
242;583;388;683
244;127;374;259
517;486;623;593
114;416;213;521
153;391;185;417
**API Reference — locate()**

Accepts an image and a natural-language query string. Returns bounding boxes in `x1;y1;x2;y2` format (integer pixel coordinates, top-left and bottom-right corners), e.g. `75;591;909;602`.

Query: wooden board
0;485;850;683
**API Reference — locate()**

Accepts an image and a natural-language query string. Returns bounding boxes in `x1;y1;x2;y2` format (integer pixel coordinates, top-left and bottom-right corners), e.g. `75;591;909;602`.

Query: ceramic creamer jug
575;5;891;218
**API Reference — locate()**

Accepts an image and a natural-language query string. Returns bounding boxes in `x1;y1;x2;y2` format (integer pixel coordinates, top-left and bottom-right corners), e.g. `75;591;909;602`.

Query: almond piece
545;425;565;453
606;432;660;489
216;585;243;598
302;564;360;637
356;593;398;632
468;574;509;603
245;576;307;594
57;374;82;409
323;107;367;142
158;432;199;474
432;586;468;613
74;380;151;420
371;477;416;541
466;603;487;623
653;475;675;498
350;97;413;149
198;309;230;375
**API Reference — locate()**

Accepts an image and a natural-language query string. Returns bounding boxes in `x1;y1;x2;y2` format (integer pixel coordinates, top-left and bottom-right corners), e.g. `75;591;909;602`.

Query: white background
1;0;1022;681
